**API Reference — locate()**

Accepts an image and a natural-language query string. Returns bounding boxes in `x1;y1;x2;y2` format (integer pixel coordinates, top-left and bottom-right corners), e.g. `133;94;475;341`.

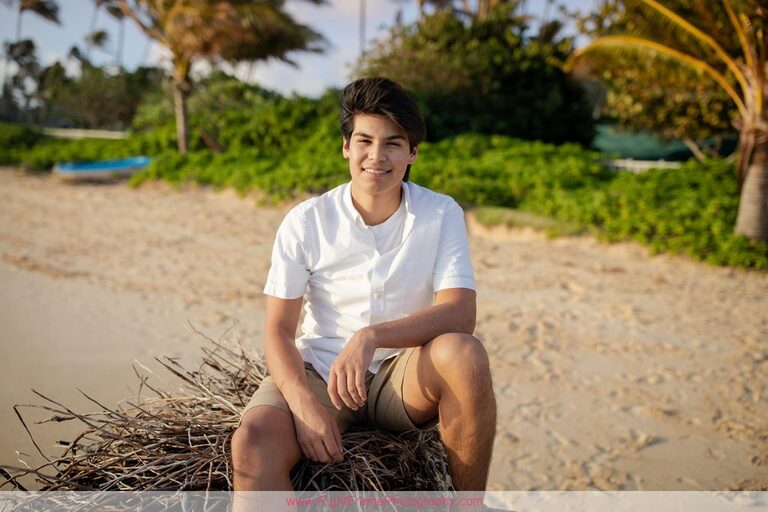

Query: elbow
454;303;476;335
459;319;476;336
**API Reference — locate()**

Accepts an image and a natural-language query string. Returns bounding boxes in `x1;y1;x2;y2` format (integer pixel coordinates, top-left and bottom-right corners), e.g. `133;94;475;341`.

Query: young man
231;77;496;491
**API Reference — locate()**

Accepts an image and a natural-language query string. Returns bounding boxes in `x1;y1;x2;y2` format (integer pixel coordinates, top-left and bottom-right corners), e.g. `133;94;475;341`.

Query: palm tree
85;0;110;60
14;0;60;41
1;0;59;103
359;0;365;57
83;0;127;68
84;29;110;57
116;0;326;154
105;4;126;68
567;0;768;242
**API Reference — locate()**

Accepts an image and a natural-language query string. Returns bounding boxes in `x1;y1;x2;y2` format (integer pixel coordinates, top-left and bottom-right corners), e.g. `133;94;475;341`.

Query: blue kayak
54;156;151;180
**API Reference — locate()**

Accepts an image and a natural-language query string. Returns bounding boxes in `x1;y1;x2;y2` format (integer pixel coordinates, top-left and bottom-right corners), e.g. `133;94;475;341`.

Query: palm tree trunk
116;19;125;68
359;0;366;58
16;7;23;41
173;79;189;154
478;0;489;20
734;134;768;242
86;5;100;60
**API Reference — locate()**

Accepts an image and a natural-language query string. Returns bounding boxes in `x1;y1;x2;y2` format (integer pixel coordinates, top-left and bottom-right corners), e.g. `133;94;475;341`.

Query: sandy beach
0;167;766;490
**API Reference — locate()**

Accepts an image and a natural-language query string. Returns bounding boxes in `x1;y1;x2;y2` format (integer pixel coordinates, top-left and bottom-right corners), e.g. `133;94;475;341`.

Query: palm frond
19;0;60;24
722;0;754;69
567;34;747;117
640;0;748;98
722;0;761;113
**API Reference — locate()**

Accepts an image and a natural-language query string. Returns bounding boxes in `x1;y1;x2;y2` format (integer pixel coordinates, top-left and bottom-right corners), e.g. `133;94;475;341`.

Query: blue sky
0;0;596;97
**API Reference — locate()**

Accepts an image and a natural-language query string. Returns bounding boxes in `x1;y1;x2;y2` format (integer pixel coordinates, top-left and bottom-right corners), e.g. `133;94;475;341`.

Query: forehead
351;114;408;138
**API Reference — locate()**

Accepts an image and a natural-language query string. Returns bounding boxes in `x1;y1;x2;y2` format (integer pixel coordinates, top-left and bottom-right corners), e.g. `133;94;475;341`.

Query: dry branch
0;332;452;492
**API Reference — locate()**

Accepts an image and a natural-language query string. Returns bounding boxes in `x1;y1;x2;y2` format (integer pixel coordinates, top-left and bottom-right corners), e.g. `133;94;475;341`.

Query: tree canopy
569;0;738;159
116;0;327;153
567;0;768;241
358;3;594;145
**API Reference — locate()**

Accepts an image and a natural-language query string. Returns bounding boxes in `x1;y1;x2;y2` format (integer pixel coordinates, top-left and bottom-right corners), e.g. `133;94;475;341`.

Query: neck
351;184;403;226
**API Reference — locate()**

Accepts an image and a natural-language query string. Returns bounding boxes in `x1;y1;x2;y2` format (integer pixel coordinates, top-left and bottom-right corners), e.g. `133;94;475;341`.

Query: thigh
400;345;441;426
240;368;356;433
239;375;291;426
367;348;438;431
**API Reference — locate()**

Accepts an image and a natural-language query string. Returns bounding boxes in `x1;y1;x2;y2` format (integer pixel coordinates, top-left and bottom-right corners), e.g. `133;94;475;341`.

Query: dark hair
340;77;426;181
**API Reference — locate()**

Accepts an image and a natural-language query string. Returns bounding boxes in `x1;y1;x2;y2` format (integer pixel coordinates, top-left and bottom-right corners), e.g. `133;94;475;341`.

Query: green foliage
0;122;179;169
130;113;345;199
413;134;612;206
0;122;43;151
358;7;595;144
132;72;339;157
48;64;165;129
3;96;765;269
571;0;738;150
117;0;328;152
134;129;768;270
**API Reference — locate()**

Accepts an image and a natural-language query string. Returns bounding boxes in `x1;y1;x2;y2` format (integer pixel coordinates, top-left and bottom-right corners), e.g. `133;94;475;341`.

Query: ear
408;145;419;164
342;138;351;159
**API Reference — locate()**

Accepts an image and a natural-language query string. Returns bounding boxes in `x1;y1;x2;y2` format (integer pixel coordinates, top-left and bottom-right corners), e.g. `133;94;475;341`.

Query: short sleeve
433;200;476;292
263;208;310;299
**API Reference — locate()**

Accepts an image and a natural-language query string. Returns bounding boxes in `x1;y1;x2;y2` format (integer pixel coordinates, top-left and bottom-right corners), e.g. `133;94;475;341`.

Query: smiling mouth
363;169;392;176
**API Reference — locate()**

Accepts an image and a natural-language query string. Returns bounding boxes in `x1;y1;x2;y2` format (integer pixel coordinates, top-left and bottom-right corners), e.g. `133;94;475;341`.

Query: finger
327;371;343;410
332;423;344;461
323;431;342;462
355;369;367;406
300;441;315;462
314;439;333;463
336;372;356;410
347;370;363;407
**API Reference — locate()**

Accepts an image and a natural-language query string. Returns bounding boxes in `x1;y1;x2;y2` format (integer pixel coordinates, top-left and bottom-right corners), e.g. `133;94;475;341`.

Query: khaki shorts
240;348;437;433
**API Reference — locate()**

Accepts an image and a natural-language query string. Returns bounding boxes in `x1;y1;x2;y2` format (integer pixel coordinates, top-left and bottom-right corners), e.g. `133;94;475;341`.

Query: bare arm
366;287;476;349
327;287;476;410
264;296;343;463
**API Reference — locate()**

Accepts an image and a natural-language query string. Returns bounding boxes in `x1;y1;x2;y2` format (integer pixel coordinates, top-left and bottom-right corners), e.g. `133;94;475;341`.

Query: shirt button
373;292;381;299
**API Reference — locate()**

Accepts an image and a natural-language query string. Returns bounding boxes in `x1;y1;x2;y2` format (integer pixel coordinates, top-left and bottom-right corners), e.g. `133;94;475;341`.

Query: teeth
364;169;388;175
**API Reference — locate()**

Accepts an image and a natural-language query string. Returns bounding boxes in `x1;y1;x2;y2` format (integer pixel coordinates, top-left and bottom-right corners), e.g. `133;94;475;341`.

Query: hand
292;393;344;463
328;328;377;411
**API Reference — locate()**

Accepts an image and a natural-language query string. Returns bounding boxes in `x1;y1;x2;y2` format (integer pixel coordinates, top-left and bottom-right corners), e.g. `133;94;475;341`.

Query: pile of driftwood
0;330;451;491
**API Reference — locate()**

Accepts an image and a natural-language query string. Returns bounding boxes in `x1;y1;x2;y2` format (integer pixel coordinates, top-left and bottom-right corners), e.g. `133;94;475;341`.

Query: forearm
264;329;316;411
366;293;476;350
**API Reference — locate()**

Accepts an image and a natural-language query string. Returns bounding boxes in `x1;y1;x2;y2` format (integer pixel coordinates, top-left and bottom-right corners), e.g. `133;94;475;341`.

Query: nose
368;142;386;162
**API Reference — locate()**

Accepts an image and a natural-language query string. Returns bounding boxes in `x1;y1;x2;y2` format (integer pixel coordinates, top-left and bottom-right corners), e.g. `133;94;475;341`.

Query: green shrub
3;98;765;270
0;122;44;165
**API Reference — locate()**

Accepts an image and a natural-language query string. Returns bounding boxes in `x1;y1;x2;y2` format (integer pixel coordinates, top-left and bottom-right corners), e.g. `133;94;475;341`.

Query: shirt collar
343;181;416;233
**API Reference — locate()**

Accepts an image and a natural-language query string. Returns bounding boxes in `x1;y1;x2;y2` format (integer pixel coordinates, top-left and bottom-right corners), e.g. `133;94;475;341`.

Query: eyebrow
353;132;407;142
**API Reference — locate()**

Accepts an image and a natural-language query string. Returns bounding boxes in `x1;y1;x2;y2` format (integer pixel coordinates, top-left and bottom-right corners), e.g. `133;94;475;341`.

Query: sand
0;167;766;491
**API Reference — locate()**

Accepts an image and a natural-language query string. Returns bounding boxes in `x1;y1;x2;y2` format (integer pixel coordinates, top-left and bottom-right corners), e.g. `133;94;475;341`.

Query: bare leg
231;405;302;490
401;333;497;490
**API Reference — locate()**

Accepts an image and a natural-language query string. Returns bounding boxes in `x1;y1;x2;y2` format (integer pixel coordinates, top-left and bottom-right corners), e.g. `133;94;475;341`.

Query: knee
430;333;491;383
231;411;280;466
231;415;260;460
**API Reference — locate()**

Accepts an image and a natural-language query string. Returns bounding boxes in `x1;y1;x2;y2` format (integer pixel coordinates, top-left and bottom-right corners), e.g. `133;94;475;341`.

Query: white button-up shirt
264;181;476;383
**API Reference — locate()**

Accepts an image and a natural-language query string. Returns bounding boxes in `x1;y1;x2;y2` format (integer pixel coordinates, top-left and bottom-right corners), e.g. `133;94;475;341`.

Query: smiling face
343;114;418;205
